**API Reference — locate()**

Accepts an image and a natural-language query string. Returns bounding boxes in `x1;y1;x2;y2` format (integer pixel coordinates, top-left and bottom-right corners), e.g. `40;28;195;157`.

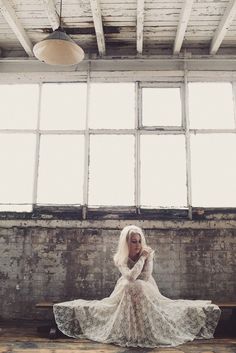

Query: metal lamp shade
33;28;85;66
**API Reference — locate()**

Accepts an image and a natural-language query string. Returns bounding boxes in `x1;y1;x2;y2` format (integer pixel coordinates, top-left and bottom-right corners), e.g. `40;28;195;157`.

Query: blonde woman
53;225;220;347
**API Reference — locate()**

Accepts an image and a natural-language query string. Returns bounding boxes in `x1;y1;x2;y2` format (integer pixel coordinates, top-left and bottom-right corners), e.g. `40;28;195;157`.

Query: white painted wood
42;0;59;31
38;6;227;18
232;81;236;129
0;1;229;12
137;0;145;54
188;128;236;133
32;83;42;206
173;0;194;54
1;56;236;66
1;128;236;135
83;64;91;209
89;0;106;55
210;0;236;54
0;0;33;56
183;67;192;220
2;57;236;82
135;82;141;207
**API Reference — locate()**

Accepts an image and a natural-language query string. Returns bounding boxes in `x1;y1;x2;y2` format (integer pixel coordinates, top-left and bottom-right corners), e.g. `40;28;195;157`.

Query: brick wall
0;217;236;320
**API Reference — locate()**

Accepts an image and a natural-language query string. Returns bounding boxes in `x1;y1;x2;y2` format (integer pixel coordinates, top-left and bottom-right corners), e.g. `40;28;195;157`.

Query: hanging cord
59;0;63;28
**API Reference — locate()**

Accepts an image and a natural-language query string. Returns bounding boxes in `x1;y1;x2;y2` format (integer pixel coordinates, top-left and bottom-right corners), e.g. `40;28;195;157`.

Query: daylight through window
0;81;235;212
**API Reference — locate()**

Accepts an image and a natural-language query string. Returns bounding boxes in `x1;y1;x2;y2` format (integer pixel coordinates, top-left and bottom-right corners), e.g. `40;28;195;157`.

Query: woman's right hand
141;247;153;258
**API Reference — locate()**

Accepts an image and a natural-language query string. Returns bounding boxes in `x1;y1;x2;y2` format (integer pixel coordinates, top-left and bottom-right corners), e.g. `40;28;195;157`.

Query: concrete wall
0;216;236;320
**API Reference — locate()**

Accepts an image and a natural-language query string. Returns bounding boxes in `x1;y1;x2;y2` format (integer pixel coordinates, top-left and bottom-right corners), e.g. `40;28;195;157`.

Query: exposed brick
0;221;235;320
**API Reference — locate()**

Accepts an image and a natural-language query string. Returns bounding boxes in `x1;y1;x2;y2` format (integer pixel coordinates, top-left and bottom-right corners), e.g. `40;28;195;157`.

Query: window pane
140;135;187;207
189;82;234;129
191;134;236;207
89;83;135;129
0;134;36;209
40;83;87;130
142;88;182;126
0;205;32;212
89;135;134;205
0;85;39;129
37;135;84;204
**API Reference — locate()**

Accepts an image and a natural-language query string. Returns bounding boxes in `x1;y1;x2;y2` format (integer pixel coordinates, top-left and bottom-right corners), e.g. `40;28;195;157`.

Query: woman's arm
137;251;154;281
117;255;146;281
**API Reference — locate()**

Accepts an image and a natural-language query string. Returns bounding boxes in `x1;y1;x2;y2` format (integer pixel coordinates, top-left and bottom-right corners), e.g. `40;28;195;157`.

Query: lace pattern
53;253;221;347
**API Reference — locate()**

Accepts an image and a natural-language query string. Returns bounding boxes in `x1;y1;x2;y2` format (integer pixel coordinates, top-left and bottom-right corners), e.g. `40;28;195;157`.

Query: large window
0;80;236;213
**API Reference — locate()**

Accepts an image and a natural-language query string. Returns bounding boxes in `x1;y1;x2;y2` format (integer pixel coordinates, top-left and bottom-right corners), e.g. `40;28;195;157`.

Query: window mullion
135;82;141;209
184;66;192;219
32;83;42;208
232;82;236;130
82;63;91;217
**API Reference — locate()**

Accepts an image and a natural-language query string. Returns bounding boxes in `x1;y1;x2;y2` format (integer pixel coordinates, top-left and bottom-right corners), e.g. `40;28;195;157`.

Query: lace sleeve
137;251;154;281
117;255;146;281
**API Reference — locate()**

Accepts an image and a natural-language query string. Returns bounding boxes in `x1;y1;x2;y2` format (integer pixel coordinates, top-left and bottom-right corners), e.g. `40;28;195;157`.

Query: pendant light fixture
33;0;85;66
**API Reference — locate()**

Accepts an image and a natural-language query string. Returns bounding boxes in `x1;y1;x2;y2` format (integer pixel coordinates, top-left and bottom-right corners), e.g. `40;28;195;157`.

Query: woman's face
128;233;142;256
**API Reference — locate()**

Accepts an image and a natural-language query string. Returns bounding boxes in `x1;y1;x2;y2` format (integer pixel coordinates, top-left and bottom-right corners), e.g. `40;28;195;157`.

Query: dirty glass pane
142;88;182;126
140;135;187;207
37;135;84;204
40;83;87;130
89;135;134;205
0;204;32;212
0;84;39;129
89;83;135;129
191;133;236;207
0;133;36;211
189;82;234;129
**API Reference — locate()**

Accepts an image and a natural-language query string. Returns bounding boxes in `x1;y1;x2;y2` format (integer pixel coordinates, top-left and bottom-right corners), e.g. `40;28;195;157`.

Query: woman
53;225;221;347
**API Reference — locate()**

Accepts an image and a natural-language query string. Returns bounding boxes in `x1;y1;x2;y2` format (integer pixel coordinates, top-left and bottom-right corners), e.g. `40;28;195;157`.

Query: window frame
0;73;236;219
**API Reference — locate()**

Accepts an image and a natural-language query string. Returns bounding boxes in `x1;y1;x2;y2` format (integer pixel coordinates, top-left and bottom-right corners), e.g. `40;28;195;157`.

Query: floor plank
0;324;235;353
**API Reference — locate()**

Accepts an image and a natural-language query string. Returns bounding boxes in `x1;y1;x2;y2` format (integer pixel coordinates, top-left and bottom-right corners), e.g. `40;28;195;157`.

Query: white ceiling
0;0;236;59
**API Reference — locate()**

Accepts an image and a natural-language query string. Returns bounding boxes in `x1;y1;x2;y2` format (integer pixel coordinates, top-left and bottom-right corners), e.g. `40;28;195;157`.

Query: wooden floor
0;323;235;353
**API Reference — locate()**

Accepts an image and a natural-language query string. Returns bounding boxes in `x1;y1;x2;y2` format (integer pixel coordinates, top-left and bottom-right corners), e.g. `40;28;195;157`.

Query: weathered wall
0;216;236;320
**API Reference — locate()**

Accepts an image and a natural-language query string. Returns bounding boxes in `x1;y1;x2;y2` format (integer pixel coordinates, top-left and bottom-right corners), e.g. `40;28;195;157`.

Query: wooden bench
213;303;236;336
36;301;236;339
35;302;58;339
214;303;236;319
214;303;236;322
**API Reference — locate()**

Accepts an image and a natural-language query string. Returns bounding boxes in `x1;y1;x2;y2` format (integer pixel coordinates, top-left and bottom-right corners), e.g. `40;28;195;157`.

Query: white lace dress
53;253;221;348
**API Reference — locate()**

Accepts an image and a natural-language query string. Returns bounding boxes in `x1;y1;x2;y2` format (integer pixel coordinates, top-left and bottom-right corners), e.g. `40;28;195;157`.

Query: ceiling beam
137;0;145;54
43;0;59;31
89;0;106;56
173;0;194;55
210;0;236;55
0;0;33;56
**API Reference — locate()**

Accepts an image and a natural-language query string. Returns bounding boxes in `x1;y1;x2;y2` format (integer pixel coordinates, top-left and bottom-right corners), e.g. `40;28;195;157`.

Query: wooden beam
43;0;59;31
0;0;33;57
173;0;194;55
89;0;106;56
210;0;236;55
137;0;145;54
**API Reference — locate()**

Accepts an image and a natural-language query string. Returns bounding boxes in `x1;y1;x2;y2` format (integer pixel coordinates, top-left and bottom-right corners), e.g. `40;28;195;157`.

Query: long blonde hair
113;225;147;266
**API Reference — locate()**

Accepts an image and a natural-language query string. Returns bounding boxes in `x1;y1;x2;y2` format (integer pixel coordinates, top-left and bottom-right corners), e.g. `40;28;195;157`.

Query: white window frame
0;69;236;219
